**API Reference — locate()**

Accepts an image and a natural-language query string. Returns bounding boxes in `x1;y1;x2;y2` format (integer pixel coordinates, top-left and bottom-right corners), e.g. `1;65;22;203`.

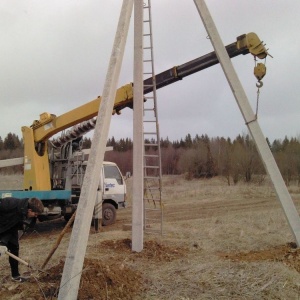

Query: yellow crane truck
0;33;269;225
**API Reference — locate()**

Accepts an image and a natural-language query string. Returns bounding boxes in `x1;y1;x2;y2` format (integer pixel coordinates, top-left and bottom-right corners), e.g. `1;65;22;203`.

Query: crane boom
143;33;268;95
51;32;269;147
21;32;268;191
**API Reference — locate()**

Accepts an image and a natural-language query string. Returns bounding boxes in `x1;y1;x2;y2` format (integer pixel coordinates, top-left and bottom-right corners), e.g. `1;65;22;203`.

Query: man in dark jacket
0;197;44;282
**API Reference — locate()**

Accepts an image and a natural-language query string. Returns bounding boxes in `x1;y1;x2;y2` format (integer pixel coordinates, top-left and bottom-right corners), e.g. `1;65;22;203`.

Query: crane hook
256;81;263;88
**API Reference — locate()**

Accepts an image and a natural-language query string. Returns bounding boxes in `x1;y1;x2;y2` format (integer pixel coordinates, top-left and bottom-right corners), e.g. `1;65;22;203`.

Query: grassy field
1;174;300;299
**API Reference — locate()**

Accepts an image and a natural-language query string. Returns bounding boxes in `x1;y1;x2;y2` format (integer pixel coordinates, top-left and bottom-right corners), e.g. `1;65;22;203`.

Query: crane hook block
254;63;266;81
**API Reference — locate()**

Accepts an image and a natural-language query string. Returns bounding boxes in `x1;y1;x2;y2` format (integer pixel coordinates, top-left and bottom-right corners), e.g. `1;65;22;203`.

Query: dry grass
1;174;300;299
0;174;23;190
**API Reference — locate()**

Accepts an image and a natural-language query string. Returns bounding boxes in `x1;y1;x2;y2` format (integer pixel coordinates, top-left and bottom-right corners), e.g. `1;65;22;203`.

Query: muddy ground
1;175;300;299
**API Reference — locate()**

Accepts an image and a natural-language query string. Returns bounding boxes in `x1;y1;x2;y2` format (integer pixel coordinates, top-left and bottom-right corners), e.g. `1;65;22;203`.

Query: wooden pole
41;211;76;270
6;251;30;267
5;251;49;275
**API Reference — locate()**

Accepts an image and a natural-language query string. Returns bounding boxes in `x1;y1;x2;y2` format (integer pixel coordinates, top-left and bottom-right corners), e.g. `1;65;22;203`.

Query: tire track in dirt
25;196;280;235
164;197;280;222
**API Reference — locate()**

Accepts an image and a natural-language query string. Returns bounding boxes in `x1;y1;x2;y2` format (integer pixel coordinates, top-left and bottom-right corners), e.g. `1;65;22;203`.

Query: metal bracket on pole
193;0;300;246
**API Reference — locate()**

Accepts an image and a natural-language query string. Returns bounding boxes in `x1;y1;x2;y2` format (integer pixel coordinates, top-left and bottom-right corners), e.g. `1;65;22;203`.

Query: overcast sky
1;0;300;143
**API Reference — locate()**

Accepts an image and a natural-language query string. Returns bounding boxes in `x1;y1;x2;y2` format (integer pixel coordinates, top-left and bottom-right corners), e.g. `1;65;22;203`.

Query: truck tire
64;214;72;222
102;203;116;226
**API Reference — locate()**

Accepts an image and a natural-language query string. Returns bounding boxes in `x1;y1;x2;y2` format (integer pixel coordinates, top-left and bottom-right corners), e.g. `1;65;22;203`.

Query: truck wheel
64;215;71;222
102;203;116;226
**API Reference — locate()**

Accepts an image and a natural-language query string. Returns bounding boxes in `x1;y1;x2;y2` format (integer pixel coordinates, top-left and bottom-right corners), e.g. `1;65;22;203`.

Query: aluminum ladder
142;0;163;234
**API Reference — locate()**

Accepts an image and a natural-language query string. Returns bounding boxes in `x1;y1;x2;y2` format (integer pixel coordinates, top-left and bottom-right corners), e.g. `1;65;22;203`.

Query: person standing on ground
0;197;44;282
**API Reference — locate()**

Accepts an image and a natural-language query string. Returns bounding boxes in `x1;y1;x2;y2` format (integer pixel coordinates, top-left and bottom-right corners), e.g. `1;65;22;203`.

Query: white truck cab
98;161;126;225
67;161;126;226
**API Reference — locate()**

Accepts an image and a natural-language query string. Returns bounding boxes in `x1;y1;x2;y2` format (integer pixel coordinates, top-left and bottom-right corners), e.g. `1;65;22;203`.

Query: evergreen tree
82;137;92;149
3;133;21;150
282;136;290;151
107;136;116;148
184;134;193;148
160;137;171;148
266;137;272;149
271;139;282;152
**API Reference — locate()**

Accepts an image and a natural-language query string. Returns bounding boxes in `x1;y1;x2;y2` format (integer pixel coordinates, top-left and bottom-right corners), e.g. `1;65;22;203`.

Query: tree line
1;132;300;185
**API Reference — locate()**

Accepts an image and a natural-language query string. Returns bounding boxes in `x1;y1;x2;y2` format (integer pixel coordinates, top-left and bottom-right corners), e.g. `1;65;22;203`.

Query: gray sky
1;0;300;143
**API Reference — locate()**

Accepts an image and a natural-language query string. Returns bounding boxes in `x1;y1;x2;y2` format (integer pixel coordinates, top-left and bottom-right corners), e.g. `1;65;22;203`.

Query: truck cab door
103;164;126;206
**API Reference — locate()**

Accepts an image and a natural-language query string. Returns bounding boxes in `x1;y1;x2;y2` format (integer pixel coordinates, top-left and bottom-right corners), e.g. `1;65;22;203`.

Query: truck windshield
104;165;123;185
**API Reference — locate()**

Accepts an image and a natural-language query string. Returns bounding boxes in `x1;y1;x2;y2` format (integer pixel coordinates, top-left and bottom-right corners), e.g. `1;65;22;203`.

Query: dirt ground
1;175;300;299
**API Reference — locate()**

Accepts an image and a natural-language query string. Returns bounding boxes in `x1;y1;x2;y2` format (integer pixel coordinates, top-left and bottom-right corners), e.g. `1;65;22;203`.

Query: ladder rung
145;220;161;225
145;179;161;183
145;189;161;192
144;210;162;214
144;191;160;194
143;33;151;37
144;186;160;190
145;198;161;202
144;232;163;235
144;184;160;189
145;220;163;224
144;144;158;147
144;165;159;169
145;190;161;194
144;230;162;235
144;198;161;202
145;195;161;198
144;132;157;135
144;154;159;158
143;46;152;50
145;209;162;213
145;196;161;199
145;223;162;228
145;222;162;227
144;226;163;229
144;176;160;180
143;60;152;62
145;218;162;222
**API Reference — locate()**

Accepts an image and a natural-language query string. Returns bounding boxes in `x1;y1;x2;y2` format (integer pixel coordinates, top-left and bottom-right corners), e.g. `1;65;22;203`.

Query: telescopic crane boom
22;32;269;191
144;32;269;96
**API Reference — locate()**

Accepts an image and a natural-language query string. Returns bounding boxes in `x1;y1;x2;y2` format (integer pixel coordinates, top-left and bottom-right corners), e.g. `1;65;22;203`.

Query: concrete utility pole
193;0;300;245
132;0;144;252
57;1;134;299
